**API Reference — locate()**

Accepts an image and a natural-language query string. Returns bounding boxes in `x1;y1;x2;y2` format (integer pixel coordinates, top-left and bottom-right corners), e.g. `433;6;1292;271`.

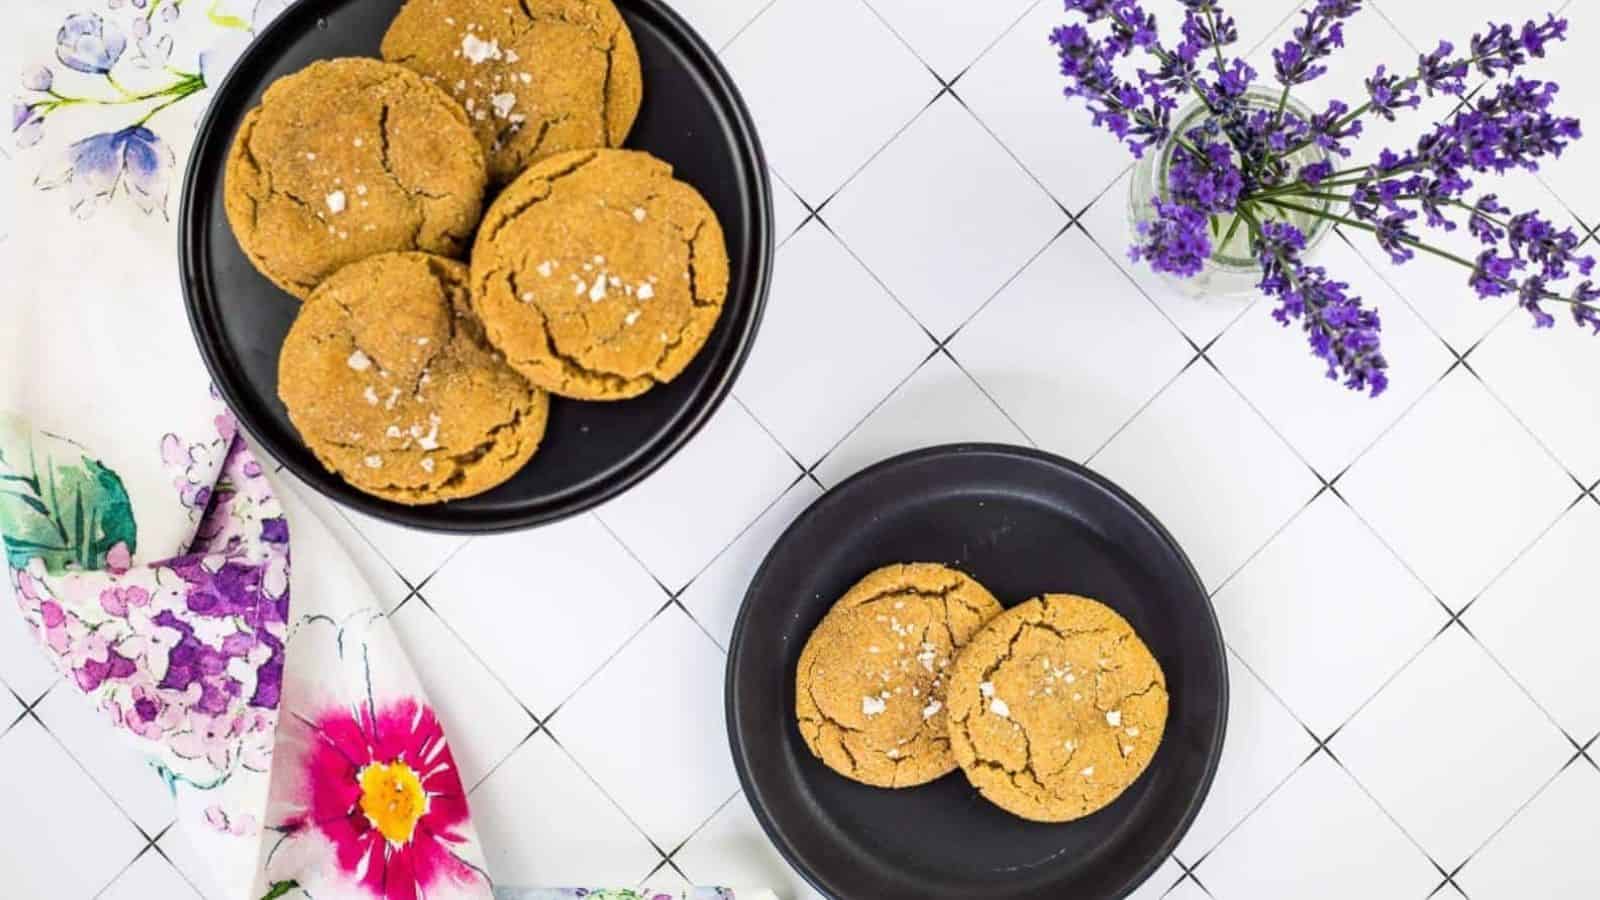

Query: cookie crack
481;151;600;245
503;270;634;393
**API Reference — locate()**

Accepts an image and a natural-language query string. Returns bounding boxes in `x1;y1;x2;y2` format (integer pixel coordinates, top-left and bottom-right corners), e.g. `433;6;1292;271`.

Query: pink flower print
171;711;244;771
290;699;482;900
99;584;149;617
105;541;131;575
204;804;259;837
64;617;109;669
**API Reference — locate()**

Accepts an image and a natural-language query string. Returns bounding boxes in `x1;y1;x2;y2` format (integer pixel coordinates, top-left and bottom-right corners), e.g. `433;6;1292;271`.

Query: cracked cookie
382;0;643;184
470;149;730;400
947;594;1168;823
224;58;488;300
795;563;1004;789
278;252;549;504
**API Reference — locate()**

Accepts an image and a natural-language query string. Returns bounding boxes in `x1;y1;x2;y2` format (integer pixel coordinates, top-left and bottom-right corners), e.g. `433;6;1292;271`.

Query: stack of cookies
796;563;1170;823
223;0;730;504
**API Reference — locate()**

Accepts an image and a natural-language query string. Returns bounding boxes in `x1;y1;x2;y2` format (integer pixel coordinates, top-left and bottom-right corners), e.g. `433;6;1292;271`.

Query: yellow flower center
357;761;429;845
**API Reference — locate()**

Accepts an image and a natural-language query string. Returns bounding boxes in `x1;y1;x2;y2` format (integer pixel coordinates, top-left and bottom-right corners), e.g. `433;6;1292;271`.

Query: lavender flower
1131;199;1212;277
1272;0;1361;86
1255;221;1389;395
1051;1;1597;396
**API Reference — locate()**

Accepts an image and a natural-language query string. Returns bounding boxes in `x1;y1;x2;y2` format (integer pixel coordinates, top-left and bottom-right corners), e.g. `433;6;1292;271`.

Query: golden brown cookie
947;594;1168;822
470;149;730;401
278;252;549;504
795;564;1005;789
381;0;643;184
224;58;487;300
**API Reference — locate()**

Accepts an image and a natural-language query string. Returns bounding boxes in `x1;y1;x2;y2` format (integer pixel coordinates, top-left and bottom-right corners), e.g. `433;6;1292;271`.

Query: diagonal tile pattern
8;1;1600;897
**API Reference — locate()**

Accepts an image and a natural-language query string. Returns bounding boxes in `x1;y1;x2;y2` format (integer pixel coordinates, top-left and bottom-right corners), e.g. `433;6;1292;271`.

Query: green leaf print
0;414;137;573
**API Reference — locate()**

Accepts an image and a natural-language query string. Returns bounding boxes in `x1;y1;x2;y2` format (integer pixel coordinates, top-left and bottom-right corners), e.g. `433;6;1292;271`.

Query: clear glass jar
1128;88;1335;298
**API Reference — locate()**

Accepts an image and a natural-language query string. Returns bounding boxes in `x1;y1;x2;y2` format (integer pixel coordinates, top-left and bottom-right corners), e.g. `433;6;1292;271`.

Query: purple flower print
21;65;53;92
56;13;127;75
12;102;45;149
36;125;175;218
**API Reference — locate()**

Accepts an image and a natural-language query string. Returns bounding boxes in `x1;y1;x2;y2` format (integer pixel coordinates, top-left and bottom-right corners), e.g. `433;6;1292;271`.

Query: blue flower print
36;126;175;219
56;13;128;75
13;102;45;149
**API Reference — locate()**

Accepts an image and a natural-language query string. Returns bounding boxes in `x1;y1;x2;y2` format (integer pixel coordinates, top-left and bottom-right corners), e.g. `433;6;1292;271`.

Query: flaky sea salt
420;458;435;473
588;278;607;302
462;33;502;64
636;283;654;301
624;310;640;326
325;190;346;214
489;92;517;118
346;349;371;371
536;260;554;278
862;696;887;717
364;455;383;469
922;700;941;719
632;207;647;222
990;698;1010;718
1106;710;1122;727
363;386;379;405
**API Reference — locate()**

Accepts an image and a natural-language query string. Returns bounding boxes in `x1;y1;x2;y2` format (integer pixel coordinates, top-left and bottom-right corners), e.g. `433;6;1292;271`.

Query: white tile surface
722;0;938;204
1125;856;1186;900
1459;762;1600;899
1334;627;1571;867
0;687;19;735
1338;370;1576;610
673;793;827;900
867;0;1034;80
1176;653;1315;860
826;94;1066;339
1468;501;1600;739
1210;238;1455;477
680;478;825;648
553;608;738;850
471;732;661;886
667;0;772;50
0;718;146;899
735;224;934;465
1093;363;1320;589
101;850;203;900
1214;495;1442;735
1199;755;1439;900
34;687;173;836
814;352;1029;485
1164;880;1210;900
1533;1;1600;221
1473;306;1600;485
597;401;799;591
339;506;468;590
952;227;1194;461
771;171;811;243
389;599;536;790
159;827;224;900
424;515;665;717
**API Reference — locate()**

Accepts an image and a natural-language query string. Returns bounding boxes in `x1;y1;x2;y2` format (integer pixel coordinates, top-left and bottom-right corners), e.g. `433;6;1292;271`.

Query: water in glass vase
1128;88;1335;299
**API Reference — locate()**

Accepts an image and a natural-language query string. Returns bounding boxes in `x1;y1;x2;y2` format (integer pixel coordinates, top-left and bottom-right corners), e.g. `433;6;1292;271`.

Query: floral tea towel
4;2;493;898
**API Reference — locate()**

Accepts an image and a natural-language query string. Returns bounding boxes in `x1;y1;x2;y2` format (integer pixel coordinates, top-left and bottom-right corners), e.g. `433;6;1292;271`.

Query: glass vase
1128;88;1336;298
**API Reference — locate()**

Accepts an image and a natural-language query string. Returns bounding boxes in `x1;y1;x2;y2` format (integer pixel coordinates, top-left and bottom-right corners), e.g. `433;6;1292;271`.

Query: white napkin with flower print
4;3;494;898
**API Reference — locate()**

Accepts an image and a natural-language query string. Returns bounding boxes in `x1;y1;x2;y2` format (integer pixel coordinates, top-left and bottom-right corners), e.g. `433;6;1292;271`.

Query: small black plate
727;444;1227;900
179;0;772;533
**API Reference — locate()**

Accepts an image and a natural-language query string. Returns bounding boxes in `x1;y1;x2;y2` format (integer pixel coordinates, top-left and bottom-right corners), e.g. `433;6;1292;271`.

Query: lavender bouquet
1052;0;1597;396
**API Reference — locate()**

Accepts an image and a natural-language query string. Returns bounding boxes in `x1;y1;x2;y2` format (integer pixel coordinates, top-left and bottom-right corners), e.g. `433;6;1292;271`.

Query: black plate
727;444;1227;900
180;0;772;533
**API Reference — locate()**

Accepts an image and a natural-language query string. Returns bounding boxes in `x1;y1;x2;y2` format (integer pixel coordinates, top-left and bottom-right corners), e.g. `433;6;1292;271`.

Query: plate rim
725;442;1230;900
177;0;775;535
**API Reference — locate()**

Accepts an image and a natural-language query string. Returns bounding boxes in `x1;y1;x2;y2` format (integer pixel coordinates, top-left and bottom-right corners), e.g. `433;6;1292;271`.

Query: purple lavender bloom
1472;16;1568;78
34;125;175;218
56;13;126;75
1272;0;1361;86
1417;40;1467;96
1374;209;1418;263
1255;221;1389;395
1052;22;1175;158
1469;249;1521;298
21;65;53;92
1307;99;1362;157
1299;160;1335;184
1131;199;1213;277
1364;65;1421;121
1468;194;1510;244
1572;283;1600;333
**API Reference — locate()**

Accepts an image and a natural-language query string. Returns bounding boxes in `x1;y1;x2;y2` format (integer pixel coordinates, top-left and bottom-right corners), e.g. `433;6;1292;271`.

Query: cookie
470;149;730;400
947;594;1168;822
795;564;1005;789
224;58;487;300
278;252;549;504
382;0;643;183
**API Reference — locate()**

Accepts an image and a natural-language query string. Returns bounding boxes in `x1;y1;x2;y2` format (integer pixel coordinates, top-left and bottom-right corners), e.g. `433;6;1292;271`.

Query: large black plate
727;444;1227;900
180;0;771;532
